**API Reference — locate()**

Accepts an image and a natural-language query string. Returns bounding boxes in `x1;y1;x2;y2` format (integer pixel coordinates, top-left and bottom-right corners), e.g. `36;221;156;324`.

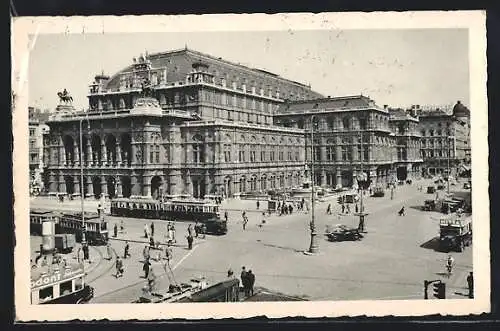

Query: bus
31;262;94;304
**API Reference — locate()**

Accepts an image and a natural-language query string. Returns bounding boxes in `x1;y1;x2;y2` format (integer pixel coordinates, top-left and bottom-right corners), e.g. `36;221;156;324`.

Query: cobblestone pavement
30;179;473;302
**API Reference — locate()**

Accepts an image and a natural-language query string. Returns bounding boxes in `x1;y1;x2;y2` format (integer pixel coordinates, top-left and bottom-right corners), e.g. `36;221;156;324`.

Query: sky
28;29;469;111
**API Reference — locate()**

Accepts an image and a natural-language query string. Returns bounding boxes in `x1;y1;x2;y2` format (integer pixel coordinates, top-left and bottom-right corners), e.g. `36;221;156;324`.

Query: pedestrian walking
326;204;331;215
241;266;248;295
115;256;124;278
194;221;199;238
467;272;474;298
256;200;260;210
355;204;359;213
341;203;345;214
144;224;149;238
247;270;255;296
398;206;405;216
143;259;151;278
113;223;118;238
187;234;194;250
147;267;157;292
346;204;351;214
123;241;131;259
243;216;248;230
83;243;90;262
188;224;194;238
120;220;125;233
224;211;228;222
151;222;155;237
106;242;112;260
143;245;150;262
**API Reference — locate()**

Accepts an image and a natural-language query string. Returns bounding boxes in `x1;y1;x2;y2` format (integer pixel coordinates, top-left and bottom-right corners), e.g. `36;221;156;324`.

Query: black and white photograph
12;11;489;320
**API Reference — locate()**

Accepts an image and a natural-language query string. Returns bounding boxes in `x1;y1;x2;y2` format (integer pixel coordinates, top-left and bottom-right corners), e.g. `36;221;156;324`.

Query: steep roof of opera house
275;95;381;114
104;48;324;101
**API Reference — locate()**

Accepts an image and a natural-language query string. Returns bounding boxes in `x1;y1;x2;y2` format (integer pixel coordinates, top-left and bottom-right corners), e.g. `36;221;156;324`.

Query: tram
30;209;109;246
31;262;94;304
110;197;221;221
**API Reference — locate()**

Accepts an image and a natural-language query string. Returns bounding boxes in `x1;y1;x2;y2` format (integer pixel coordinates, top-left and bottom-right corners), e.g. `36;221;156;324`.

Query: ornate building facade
43;48;319;199
29;107;50;189
42;48;471;199
274;95;423;188
417;101;471;177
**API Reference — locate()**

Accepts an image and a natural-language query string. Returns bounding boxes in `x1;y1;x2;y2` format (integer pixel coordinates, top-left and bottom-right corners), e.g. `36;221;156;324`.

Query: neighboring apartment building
29;107;50;190
417;101;470;177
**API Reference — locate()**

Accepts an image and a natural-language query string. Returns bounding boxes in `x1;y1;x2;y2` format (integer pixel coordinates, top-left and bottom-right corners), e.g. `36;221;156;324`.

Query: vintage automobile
325;224;363;242
463;182;471;189
423;199;436;211
372;186;385;197
427;186;436;194
197;218;228;235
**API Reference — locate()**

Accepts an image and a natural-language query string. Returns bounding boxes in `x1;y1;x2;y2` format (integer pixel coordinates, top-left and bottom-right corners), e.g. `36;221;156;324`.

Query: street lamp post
306;114;319;255
79;118;87;245
447;136;451;195
357;131;368;232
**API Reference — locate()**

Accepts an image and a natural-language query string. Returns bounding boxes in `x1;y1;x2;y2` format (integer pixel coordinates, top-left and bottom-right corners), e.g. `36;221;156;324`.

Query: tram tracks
86;246;117;284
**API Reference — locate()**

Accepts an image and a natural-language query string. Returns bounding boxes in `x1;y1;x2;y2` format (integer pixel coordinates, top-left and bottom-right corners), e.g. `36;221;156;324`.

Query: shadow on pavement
408;205;425;211
258;241;303;253
420;237;441;251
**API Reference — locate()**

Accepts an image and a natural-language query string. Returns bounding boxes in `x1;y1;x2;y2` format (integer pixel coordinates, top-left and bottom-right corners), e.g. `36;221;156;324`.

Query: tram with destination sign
30;262;94;304
110;197;221;222
30;209;109;246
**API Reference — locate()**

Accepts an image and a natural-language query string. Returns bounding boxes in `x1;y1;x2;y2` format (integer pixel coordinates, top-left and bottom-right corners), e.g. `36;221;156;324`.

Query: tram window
75;277;83;291
60;280;72;296
101;222;107;230
39;286;54;302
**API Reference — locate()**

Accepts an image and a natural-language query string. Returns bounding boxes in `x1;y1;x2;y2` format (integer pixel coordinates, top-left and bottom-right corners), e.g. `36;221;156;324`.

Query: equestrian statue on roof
141;78;154;98
57;88;73;104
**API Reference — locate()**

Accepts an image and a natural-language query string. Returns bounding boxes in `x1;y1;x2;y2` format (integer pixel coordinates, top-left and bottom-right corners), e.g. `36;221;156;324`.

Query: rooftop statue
140;78;154;98
57;89;73;104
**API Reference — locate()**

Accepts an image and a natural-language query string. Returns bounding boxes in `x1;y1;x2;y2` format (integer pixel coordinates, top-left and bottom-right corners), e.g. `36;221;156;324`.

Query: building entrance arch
64;175;74;195
92;176;102;199
151;176;163;200
107;177;116;199
121;176;132;198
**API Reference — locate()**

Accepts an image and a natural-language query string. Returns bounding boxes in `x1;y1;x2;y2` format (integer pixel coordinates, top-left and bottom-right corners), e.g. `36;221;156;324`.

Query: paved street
30;179;473;302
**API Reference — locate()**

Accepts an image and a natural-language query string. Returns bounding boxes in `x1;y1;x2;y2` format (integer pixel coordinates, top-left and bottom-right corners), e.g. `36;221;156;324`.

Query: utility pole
305;114;319;254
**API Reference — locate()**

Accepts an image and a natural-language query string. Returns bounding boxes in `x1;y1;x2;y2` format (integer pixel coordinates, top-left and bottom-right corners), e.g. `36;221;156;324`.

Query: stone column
86;139;93;166
73;175;81;197
73;141;80;167
143;175;151;197
101;141;108;166
116;177;123;198
86;177;94;198
58;173;66;194
335;169;342;188
101;176;108;199
60;137;66;167
321;169;327;186
116;141;122;166
169;170;182;196
49;172;57;193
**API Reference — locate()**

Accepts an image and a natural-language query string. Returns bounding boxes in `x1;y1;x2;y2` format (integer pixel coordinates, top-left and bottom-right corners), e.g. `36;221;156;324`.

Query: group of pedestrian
165;222;177;243
240;266;256;297
277;201;294;216
341;203;351;214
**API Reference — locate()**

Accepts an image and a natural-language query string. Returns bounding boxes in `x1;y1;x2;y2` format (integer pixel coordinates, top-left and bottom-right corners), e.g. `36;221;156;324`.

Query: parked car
372;186;385;197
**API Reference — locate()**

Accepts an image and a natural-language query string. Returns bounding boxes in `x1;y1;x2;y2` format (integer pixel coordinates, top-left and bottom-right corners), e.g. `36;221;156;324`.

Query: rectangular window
270;151;275;162
150;151;154;163
295;151;299;161
341;146;348;161
279;151;284;161
261;150;265;162
250;151;256;162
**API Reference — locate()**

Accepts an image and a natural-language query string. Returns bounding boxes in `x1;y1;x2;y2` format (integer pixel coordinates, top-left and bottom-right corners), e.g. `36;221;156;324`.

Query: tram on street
31;262;94;304
110;197;221;221
30;209;109;246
